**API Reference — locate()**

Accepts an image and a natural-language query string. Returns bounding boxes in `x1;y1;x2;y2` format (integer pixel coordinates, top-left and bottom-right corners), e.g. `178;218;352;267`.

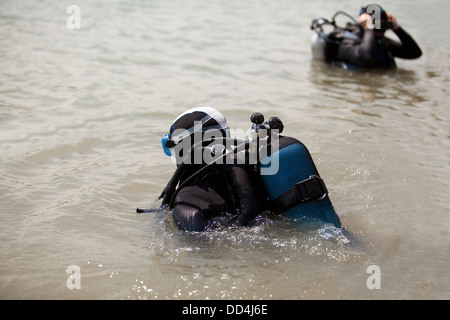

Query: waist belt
270;175;328;213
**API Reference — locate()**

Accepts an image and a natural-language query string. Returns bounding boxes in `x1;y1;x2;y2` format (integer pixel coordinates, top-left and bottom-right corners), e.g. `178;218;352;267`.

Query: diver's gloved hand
237;212;251;227
226;165;259;227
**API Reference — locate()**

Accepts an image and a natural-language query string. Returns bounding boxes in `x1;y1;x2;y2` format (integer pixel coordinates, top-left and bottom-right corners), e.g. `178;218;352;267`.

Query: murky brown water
1;0;449;299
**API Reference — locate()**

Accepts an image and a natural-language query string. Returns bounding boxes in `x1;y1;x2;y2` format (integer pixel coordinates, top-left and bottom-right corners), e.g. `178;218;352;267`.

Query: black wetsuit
170;163;266;232
328;26;422;69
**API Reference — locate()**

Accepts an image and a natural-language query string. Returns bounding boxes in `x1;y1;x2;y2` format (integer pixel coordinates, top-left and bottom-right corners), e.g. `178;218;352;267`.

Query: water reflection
309;59;420;101
306;59;431;131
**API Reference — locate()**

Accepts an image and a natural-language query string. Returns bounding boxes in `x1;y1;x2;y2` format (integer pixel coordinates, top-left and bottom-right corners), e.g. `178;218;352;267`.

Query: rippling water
1;0;449;299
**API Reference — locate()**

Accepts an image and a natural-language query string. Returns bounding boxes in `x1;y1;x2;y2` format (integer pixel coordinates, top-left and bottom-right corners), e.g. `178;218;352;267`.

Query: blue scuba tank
259;136;341;228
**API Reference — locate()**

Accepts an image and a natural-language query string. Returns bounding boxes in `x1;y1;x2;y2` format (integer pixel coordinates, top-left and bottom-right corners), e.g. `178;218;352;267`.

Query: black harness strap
270;175;328;213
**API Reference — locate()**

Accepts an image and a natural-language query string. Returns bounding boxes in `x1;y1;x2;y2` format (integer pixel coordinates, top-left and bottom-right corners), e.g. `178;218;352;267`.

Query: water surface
1;0;449;299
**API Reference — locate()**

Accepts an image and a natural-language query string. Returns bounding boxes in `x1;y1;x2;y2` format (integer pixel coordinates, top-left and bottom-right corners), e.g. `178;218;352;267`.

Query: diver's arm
388;26;422;59
227;166;259;226
336;28;378;68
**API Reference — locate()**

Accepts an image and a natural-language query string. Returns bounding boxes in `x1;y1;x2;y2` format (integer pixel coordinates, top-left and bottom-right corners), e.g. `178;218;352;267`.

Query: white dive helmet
161;107;230;157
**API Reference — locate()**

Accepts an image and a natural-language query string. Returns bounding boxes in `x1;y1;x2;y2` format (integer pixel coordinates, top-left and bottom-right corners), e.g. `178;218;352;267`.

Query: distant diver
311;4;422;69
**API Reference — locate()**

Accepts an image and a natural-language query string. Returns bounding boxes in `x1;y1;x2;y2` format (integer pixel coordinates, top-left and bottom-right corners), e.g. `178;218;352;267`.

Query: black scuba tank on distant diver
310;11;362;70
254;113;342;228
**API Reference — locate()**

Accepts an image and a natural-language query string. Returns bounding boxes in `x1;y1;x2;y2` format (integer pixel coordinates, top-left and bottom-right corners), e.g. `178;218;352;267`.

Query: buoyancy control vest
259;136;341;228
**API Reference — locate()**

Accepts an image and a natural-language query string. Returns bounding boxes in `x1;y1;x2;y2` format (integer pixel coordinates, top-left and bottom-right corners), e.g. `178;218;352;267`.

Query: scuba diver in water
154;107;267;231
138;107;342;232
312;4;422;69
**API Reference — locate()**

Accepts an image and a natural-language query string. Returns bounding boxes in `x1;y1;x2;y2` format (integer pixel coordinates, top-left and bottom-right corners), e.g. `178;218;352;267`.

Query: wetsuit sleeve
227;166;260;226
336;29;378;68
387;26;422;59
